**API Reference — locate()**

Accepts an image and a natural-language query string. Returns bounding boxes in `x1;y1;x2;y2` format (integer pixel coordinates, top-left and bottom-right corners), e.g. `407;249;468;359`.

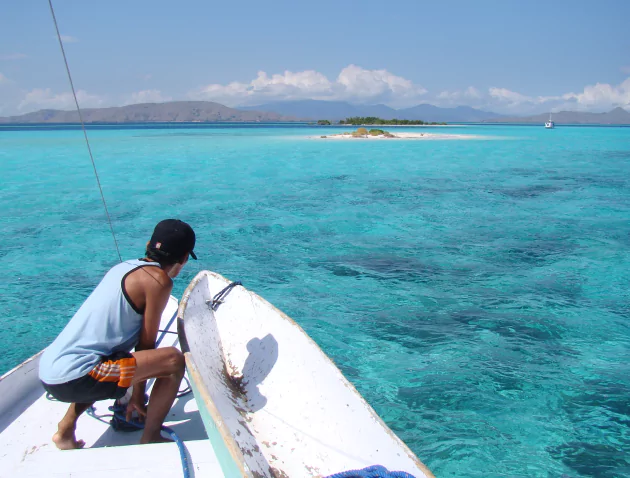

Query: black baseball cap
149;219;197;260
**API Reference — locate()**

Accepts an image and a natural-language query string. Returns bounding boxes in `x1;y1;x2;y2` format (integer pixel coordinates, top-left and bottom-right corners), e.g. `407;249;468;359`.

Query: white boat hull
0;296;223;477
178;271;434;478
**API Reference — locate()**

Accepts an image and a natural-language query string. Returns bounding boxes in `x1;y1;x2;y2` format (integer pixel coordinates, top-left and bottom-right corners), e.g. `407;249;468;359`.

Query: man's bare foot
52;429;86;450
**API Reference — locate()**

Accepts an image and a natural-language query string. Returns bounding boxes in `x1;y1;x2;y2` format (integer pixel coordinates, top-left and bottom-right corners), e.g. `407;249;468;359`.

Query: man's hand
126;395;147;423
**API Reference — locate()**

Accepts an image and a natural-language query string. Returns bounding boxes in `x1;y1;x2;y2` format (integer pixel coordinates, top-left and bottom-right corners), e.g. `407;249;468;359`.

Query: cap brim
190;251;198;260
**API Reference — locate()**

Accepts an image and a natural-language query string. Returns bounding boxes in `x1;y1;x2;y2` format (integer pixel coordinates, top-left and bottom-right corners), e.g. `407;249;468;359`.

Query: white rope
48;0;122;263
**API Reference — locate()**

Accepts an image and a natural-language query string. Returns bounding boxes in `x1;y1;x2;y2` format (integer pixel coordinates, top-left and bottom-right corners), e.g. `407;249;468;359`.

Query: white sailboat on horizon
545;113;555;129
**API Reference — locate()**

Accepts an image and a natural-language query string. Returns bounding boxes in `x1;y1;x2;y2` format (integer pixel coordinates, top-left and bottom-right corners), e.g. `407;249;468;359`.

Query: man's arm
136;277;173;351
130;274;173;412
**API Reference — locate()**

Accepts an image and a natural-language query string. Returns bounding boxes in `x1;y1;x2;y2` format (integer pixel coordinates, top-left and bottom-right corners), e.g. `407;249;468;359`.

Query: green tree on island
317;120;331;125
342;117;447;125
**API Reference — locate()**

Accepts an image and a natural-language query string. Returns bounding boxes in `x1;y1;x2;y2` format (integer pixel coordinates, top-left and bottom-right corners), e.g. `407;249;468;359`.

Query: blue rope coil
326;465;417;478
109;401;191;478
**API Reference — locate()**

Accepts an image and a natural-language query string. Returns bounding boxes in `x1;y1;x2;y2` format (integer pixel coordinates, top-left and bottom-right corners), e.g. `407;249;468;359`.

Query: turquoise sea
1;124;629;477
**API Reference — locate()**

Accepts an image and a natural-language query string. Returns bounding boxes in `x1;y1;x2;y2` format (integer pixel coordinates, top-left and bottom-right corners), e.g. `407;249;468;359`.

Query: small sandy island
315;127;482;140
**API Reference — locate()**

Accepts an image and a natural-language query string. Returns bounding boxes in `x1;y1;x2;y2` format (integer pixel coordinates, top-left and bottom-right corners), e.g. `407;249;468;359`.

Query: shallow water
1;124;629;477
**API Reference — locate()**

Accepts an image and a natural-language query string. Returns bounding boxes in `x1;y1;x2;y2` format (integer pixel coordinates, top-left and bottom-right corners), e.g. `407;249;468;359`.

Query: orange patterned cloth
88;355;137;388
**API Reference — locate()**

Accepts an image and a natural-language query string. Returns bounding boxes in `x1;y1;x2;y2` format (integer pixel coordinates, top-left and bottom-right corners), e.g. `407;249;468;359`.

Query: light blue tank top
39;259;161;385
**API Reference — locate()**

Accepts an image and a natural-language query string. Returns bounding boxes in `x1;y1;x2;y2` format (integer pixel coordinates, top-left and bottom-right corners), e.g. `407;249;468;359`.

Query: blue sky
1;0;629;115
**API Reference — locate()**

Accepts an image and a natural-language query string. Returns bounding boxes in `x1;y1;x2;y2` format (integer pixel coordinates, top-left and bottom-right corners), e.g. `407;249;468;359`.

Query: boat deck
0;297;223;477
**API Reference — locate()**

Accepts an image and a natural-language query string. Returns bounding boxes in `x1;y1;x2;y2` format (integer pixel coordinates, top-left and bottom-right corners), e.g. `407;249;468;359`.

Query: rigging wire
47;2;186;289
48;0;122;263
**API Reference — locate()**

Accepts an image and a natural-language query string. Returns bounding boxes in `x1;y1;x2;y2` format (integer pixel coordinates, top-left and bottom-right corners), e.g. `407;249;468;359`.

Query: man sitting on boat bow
39;219;197;450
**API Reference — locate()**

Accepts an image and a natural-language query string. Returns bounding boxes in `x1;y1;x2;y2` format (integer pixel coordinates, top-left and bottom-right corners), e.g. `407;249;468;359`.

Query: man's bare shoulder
130;265;173;293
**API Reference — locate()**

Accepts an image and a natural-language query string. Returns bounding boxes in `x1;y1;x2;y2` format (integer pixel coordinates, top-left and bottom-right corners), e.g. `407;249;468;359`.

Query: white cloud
0;53;27;60
18;88;104;111
190;64;427;107
335;65;426;105
189;66;623;113
192;69;333;105
435;85;538;112
488;87;535;105
125;89;172;104
484;78;630;113
8;87;171;115
58;35;78;43
3;66;629;117
436;86;482;104
253;69;332;94
560;78;630;110
432;78;630;114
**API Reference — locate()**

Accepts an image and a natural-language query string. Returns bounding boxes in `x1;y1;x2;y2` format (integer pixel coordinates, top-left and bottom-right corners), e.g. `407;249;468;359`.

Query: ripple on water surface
0;124;629;477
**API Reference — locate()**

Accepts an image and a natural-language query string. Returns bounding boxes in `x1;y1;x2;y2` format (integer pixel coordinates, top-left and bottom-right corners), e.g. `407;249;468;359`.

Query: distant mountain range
483;107;630;125
240;100;503;122
0;101;294;123
1;100;628;125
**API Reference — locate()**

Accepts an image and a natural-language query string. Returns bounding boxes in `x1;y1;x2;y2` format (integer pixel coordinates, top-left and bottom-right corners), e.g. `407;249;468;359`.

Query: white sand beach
315;132;483;140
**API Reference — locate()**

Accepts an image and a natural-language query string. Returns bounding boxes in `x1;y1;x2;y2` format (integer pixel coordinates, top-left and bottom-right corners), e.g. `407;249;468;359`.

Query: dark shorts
42;351;137;403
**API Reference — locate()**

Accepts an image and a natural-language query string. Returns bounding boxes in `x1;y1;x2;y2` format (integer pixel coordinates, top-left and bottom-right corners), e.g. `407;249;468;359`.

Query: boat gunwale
177;271;252;477
0;350;43;382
